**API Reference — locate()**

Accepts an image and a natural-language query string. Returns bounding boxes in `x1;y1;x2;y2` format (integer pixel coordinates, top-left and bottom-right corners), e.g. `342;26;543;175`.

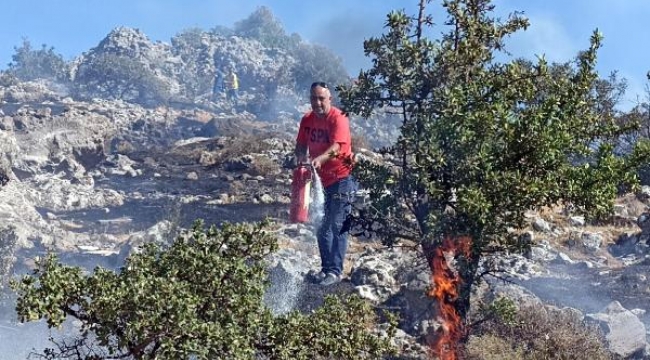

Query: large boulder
0;80;62;103
586;301;647;359
350;253;398;303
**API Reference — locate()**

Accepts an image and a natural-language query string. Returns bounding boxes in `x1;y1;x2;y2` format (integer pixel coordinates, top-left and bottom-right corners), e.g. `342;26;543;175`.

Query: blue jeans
317;176;358;276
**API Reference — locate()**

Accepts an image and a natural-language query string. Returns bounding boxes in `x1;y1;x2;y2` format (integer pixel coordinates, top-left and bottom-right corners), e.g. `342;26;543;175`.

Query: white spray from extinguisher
308;165;325;230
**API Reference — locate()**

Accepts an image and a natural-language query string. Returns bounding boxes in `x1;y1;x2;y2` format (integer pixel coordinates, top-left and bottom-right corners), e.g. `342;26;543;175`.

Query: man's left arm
311;142;341;169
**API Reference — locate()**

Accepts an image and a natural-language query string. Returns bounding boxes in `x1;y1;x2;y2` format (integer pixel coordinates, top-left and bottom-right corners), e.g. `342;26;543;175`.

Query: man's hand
311;156;324;170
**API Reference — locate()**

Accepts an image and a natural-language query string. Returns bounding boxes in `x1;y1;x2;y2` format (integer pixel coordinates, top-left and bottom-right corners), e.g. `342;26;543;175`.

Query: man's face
310;85;331;116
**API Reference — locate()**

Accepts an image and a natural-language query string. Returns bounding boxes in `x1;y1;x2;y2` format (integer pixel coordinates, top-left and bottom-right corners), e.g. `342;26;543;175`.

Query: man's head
310;82;332;117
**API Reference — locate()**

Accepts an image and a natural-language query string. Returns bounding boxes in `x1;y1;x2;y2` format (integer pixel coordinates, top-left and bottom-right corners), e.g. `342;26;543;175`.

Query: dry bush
228;181;245;198
251;154;281;176
463;303;612;360
464;334;527;360
224;134;275;157
615;193;649;219
213;134;275;165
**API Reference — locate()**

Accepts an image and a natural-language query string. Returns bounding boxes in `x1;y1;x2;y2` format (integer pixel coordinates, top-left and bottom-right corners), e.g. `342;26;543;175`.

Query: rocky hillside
0;75;649;359
1;26;650;359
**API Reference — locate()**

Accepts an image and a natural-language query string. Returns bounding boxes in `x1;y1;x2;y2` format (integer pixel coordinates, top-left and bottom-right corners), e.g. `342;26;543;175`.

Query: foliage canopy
73;52;171;105
7;38;69;82
12;220;396;359
339;0;650;317
233;6;293;49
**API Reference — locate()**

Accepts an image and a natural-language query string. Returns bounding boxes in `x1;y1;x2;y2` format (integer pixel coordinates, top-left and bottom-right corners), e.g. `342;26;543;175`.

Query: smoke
264;169;324;316
310;14;384;74
263;252;308;316
0;320;79;359
266;170;323;315
308;169;325;230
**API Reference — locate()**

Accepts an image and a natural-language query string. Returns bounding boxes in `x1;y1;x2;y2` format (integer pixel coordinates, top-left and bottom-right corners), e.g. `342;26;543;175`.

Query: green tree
7;38;69;82
338;0;650;346
12;220;396;359
290;42;350;95
233;6;290;49
73;52;170;106
232;6;349;94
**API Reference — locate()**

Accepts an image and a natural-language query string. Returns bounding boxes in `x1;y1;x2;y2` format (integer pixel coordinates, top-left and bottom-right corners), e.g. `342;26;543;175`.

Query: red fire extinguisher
289;164;312;223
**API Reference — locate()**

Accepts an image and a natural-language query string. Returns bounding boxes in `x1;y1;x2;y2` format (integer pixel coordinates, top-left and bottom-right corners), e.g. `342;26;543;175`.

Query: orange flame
426;236;471;360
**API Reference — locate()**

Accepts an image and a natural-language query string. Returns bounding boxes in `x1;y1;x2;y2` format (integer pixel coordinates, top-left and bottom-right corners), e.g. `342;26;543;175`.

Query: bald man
295;82;357;286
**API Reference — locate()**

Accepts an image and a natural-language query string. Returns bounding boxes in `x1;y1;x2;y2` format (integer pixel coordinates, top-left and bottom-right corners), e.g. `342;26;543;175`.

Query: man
211;67;225;101
295;82;356;286
223;66;239;105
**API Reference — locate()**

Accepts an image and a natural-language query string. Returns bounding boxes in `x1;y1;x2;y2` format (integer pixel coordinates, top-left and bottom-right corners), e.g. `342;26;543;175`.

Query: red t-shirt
296;107;352;187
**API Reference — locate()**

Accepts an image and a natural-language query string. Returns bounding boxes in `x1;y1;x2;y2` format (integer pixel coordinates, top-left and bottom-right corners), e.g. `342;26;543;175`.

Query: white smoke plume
308;168;325;230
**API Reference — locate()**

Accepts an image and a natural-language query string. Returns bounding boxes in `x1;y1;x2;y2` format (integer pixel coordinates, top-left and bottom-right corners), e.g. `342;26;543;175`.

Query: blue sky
2;1;649;107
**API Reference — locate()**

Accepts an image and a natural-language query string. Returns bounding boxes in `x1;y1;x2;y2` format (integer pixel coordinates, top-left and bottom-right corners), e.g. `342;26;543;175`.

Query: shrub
208;25;234;37
7;38;69;82
0;71;19;87
251;154;281;176
464;300;612;360
213;134;276;164
73;52;170;106
233;6;293;49
11;220;396;359
290;42;349;94
170;28;215;99
464;334;527;360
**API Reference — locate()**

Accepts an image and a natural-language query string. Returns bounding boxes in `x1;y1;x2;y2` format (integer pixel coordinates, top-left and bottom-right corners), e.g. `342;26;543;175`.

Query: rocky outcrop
586;301;647;359
0;128;18;184
0;80;63;104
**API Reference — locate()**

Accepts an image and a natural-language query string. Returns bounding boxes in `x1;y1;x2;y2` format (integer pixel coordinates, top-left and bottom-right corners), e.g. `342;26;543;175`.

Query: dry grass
464;334;527;360
209;134;278;170
251;155;281;177
615;192;649;218
228;180;245;195
522;194;648;264
464;303;612;360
